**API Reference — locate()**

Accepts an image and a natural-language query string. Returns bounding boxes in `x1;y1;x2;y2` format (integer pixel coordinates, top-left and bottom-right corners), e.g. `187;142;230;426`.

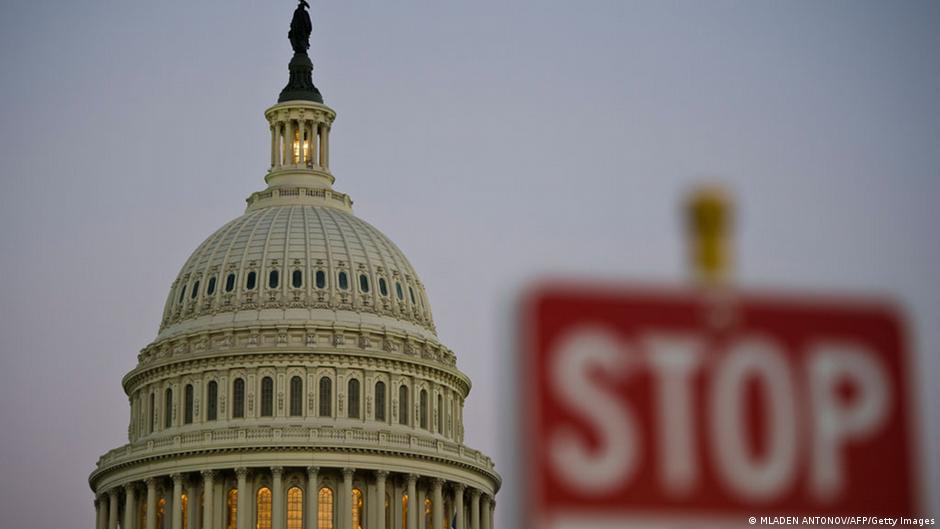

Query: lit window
164;388;173;428
315;270;326;289
292;270;303;288
424;497;432;529
352;488;364;529
260;377;274;417
157;498;166;529
289;376;303;417
338;272;348;290
348;379;360;419
374;381;386;422
256;487;272;529
420;389;429;430
184;384;194;424
233;378;245;418
379;278;388;297
318;488;334;529
207;276;217;295
191;281;200;299
225;273;236;293
319;377;332;417
402;494;408;529
287;487;303;529
207;381;218;421
181;493;189;529
398;385;409;426
246;271;257;290
359;274;369;293
269;270;279;289
226;489;238;529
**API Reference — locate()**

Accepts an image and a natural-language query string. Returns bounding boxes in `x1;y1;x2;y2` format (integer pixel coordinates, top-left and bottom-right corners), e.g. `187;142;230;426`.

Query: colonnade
270;117;330;170
94;466;495;529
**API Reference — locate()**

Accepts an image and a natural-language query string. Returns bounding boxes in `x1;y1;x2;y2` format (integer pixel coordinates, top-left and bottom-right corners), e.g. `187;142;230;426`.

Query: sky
1;1;939;528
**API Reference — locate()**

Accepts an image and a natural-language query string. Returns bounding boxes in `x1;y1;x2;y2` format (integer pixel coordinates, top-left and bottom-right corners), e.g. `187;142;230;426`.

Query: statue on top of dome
288;0;312;54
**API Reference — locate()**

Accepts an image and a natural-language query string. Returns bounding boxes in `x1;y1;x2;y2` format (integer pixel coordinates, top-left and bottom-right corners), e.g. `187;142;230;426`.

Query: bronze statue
288;0;312;54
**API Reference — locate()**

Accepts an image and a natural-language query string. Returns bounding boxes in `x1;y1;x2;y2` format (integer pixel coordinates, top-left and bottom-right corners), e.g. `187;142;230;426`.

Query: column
107;489;119;529
375;471;388;529
416;487;426;529
236;468;249;529
281;121;290;168
146;479;157;529
406;475;417;529
171;474;183;529
431;480;443;529
318;124;329;169
469;490;479;529
480;496;490;529
95;496;105;529
453;484;464;529
186;479;199;529
124;484;137;529
310;122;319;168
202;471;215;529
271;467;284;529
307;467;319;529
342;468;354;529
270;124;277;167
488;499;495;529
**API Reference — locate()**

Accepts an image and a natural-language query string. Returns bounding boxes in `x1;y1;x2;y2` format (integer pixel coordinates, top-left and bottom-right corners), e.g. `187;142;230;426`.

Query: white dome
159;203;437;343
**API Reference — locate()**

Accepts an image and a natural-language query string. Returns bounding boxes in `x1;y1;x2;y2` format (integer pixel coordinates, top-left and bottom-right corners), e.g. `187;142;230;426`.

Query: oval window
246;271;257;290
338;271;349;290
292;270;302;288
359;274;370;293
269;269;279;289
225;273;236;292
315;270;326;289
409;286;416;304
207;276;217;295
191;281;200;299
395;282;404;301
379;278;388;297
178;284;186;303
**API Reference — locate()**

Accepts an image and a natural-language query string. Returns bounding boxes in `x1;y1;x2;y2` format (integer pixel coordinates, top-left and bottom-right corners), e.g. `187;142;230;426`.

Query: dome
159;203;437;342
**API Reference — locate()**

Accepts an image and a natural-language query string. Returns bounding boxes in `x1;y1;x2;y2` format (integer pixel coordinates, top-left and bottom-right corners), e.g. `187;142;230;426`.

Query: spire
279;0;323;103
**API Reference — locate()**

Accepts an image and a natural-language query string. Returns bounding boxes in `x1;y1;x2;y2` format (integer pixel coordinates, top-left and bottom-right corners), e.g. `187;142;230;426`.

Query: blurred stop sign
522;283;924;528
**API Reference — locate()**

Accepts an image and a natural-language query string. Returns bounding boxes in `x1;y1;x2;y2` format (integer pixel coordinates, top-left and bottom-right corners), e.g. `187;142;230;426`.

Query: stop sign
521;283;924;528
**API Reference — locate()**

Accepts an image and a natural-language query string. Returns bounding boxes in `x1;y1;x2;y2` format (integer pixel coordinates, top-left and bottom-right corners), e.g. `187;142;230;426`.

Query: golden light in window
227;489;238;529
287;487;303;529
424;497;432;529
318;487;334;529
256;487;272;529
157;498;166;529
401;494;408;529
351;488;364;529
181;493;189;529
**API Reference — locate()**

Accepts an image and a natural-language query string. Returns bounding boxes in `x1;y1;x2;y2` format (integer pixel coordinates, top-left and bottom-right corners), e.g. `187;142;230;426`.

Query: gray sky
1;1;938;527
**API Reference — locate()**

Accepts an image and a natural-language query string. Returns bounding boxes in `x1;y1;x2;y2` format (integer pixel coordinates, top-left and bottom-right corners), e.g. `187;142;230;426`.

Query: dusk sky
1;1;938;527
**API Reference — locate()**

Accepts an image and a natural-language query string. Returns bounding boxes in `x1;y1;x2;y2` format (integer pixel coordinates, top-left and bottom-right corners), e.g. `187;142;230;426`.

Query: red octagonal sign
522;283;924;528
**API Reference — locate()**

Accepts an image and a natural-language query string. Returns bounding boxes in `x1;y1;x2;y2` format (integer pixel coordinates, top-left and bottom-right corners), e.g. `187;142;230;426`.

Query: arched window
164;388;173;429
225;273;236;293
409;286;417;305
359;274;370;293
398;385;409;426
292;269;303;288
181;493;189;529
374;381;386;422
256;487;272;529
269;269;279;289
395;282;404;300
318;488;334;529
319;377;332;417
385;492;392;529
207;381;218;421
287;487;303;529
207;276;217;296
437;393;443;433
233;378;245;418
260;377;274;417
352;488;364;529
315;270;326;289
178;284;186;303
401;494;408;529
157;498;166;529
289;376;303;417
424;497;432;529
184;384;194;424
149;392;155;433
348;379;360;419
191;281;200;299
420;389;429;430
246;271;257;290
338;271;349;290
379;278;388;297
226;489;238;529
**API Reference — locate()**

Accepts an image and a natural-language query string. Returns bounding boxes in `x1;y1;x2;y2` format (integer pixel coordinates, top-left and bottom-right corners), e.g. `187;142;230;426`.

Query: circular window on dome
338;271;349;290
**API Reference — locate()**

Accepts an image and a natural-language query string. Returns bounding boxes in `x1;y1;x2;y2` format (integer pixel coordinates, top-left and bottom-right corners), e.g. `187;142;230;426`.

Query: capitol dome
89;5;498;529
